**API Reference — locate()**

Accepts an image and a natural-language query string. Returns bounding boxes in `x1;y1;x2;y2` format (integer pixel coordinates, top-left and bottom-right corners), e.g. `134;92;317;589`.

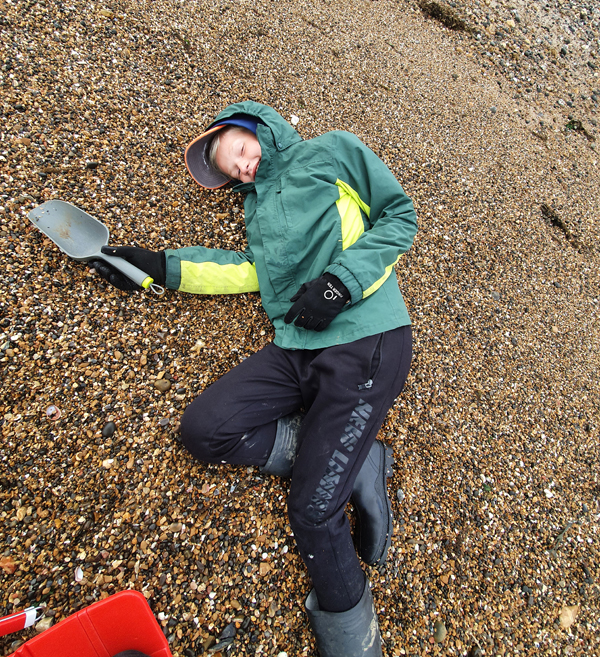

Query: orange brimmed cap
184;124;230;189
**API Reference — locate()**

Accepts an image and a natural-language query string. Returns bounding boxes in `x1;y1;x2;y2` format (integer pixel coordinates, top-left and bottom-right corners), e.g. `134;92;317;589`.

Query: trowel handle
99;253;156;290
0;606;44;637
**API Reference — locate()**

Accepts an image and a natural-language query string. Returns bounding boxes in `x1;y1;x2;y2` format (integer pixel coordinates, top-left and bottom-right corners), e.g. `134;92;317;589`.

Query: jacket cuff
326;263;362;305
164;249;182;290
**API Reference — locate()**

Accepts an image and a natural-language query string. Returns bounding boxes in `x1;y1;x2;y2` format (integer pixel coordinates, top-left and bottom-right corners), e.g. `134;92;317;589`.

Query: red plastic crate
10;591;171;657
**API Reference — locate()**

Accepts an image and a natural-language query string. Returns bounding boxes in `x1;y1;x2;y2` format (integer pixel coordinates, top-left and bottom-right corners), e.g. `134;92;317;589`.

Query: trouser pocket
358;333;384;391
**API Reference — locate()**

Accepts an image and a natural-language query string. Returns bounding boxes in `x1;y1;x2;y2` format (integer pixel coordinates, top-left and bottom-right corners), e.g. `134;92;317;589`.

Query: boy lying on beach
92;101;417;656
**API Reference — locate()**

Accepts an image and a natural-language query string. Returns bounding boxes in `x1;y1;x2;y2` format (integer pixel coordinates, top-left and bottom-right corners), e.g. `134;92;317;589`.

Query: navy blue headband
214;116;260;134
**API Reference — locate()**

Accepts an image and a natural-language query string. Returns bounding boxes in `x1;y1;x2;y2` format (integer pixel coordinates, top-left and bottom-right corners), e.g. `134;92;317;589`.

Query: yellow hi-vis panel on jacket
362;255;401;298
335;179;369;250
179;260;259;295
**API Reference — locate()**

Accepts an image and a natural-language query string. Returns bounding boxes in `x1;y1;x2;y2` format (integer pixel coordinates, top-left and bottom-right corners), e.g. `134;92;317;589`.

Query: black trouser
180;325;412;613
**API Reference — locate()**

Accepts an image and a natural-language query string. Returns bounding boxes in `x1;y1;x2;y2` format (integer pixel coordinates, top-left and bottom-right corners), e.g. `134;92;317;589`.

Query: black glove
284;273;350;331
89;246;166;291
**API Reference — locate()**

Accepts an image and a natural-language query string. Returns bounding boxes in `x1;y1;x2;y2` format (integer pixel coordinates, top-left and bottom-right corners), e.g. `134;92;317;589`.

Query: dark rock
219;622;237;640
102;421;116;437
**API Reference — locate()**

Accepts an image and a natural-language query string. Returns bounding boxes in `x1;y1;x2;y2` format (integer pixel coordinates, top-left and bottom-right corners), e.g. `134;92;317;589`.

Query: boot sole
371;442;395;567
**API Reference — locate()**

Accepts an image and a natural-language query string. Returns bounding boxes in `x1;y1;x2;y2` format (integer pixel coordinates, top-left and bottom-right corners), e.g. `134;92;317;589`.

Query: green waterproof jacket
165;101;417;350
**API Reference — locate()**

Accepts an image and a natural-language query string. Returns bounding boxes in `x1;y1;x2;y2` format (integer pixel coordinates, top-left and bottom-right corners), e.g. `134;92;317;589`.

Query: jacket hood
210;101;302;152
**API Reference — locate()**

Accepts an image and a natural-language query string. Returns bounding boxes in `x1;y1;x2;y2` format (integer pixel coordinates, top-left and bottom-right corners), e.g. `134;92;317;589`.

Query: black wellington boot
351;440;395;566
305;579;382;657
261;418;395;566
259;412;304;477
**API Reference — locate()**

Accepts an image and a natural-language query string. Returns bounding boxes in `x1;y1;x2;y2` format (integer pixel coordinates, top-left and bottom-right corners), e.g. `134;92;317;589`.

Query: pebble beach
1;0;599;655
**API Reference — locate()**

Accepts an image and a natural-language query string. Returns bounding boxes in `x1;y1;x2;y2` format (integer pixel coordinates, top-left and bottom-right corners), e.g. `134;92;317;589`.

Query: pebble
154;379;172;393
433;619;447;643
101;421;116;438
559;605;579;629
35;617;53;633
219;622;237;639
202;636;216;652
1;0;599;656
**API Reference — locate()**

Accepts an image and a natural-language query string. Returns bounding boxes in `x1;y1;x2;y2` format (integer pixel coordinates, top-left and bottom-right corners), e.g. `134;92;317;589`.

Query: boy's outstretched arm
165;245;259;295
91;244;259;296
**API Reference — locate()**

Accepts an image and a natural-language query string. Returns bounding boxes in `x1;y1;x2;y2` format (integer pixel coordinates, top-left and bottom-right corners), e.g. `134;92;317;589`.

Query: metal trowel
28;200;164;294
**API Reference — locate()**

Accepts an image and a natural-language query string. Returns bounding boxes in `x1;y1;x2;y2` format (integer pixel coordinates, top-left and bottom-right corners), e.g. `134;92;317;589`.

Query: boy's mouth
252;160;260;180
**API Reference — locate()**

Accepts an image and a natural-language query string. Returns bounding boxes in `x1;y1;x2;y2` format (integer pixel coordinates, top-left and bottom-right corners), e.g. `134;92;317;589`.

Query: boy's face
216;128;262;183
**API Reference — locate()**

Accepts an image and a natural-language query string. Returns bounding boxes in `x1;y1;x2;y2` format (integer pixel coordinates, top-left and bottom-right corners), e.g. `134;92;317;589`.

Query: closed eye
238;144;244;177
